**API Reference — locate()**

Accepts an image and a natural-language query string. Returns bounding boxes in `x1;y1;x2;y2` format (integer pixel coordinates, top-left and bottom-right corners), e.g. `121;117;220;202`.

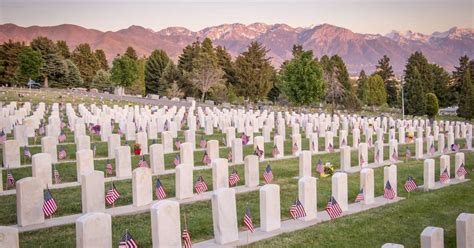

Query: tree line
0;37;473;119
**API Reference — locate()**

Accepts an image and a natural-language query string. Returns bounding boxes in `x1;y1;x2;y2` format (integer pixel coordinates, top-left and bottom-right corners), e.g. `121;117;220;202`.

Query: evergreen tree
279;49;325;105
364;75;387;106
457;68;474;119
234;41;275;102
95;49;109;71
63;59;83;88
16;47;43;83
0;40;26;86
430;64;451;107
30;36;58;87
215;45;237;85
375;55;394;82
404;51;433;92
71;43;99;88
124;47;138;60
451;55;471;103
91;69;112;92
159;62;181;94
128;58;146;96
291;44;304;57
178;40;201;96
425;93;439;119
56;40;70;59
144;49;171;95
111;55;139;88
404;67;426;116
356;70;367;103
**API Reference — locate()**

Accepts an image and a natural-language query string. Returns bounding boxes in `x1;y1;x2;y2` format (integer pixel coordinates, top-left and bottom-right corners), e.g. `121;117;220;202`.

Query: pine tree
457;68;474;120
375;55;398;107
124;47;138;60
44;54;67;88
91;69;112;92
405;51;433;93
356;70;367;103
215;46;237;85
425;93;439;119
16;46;43;84
0;40;26;86
178;40;201;97
30;36;58;87
127;58;146;95
234;41;275;102
63;59;83;88
364;75;387;106
144;49;171;95
430;64;451;107
404;67;426;116
56;40;70;59
159;62;181;94
451;55;471;103
71;43;99;88
95;49;109;71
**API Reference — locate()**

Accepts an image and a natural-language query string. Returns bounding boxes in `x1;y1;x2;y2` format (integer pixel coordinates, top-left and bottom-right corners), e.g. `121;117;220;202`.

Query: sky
0;0;473;35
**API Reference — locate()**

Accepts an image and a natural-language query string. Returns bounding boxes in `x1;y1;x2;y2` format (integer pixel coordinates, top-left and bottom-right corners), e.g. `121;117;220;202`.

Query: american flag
327;143;334;152
194;176;208;194
289;199;306;219
228;169;240;186
58;131;66;142
440;168;450;183
105;183;120;205
272;145;280;157
292;142;298;155
175;139;181;150
404;176;418;192
138;156;148;168
241;134;249;145
325;196;342;219
182;228;192;248
359;153;365;166
243;207;254;232
254;146;263;158
355;188;364;202
58;147;67;160
173;154;181;167
119;230;138;248
0;130;6;143
53;166;61;184
316;159;324;174
42;189;58;217
24;146;32;158
263;164;273;184
106;161;113;176
155;179;167;200
384;181;395;200
429;143;436;155
391;149;398;161
456;163;467;178
202;152;211;165
7;169;15;186
200;138;207;149
227;150;232;161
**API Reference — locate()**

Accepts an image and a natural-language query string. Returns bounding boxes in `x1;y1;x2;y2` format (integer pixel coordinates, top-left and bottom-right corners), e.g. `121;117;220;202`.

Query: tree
124;47;138;60
425;93;439;119
457;68;474;119
159;62;181;94
56;40;70;59
16;46;43;83
430;64;451;107
166;82;184;98
451;55;471;103
234;41;275;102
364;75;387;106
0;40;25;86
323;60;345;115
178;40;201;97
127;58;146;95
91;69;112;92
110;55;139;88
375;55;394;82
279;49;325;105
404;51;433;92
95;49;109;71
145;49;171;95
216;46;237;85
189;52;225;101
63;59;83;88
404;67;426;116
30;36;59;87
356;70;368;103
71;43;99;88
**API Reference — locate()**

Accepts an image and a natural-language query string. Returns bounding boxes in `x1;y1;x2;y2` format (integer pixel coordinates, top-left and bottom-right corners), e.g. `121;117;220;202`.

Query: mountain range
0;22;473;75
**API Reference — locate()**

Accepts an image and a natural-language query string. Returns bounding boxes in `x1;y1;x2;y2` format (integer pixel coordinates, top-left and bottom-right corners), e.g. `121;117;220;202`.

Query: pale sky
1;0;473;35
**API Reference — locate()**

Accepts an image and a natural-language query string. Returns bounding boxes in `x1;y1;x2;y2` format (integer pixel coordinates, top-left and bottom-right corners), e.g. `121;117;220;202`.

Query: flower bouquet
320;162;335;178
133;143;142;155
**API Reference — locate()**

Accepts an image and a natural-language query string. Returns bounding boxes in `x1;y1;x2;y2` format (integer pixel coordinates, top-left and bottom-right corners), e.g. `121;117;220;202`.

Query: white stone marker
382;244;404;248
340;146;351;171
3;140;20;168
180;142;194;166
262;125;271;143
353;128;361;148
273;135;284;158
16;177;44;226
0;226;19;248
310;133;319;154
292;134;302;156
175;164;193;200
448;132;455;148
415;138;424;159
359;143;368;167
325;131;334;152
212;188;238;245
76;149;94;183
438;134;445;153
76;212;112;248
31;153;52;187
421;226;444;248
374;141;384;164
212;158;229;190
339;130;348;148
132;167;152;207
135;132;149;155
332;172;348;211
360;168;374;204
207;140;219;161
76;135;91;152
184;130;196;149
115;146;132;178
440;155;451;179
149;144;165;173
245;155;259;187
162;131;173;154
423;159;435;191
151;200;182;248
389;139;398;163
232;138;243;164
299;151;312;177
13;125;28;146
81;171;105;213
384;164;398;198
455;153;465;180
260;184;281;232
107;134;120;159
226;127;236;148
254;136;265;160
456;213;474;248
298;176;317;221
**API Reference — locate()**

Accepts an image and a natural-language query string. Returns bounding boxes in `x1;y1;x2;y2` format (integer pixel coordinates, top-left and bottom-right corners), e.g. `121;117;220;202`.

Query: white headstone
260;184;281;232
332;172;348;211
424;159;435;191
211;188;238;244
456;213;474;248
298;176;317;221
175;164;193;200
115;146;132;178
151;200;182;248
149;144;165;173
16;177;44;226
81;171;105;213
420;226;444;248
244;155;259;187
360;168;374;204
132;167;152;207
76;212;112;248
31;153;52;187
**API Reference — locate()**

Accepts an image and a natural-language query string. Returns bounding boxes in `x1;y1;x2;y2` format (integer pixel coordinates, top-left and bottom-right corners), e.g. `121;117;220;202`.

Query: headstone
310;133;318;154
420;226;444;248
231;138;243;164
455;153;465;180
207;140;219;161
212;158;229;190
262;126;271;143
211;188;238;244
398;126;405;144
76;212;112;248
340;146;351;171
382;244;404;248
415;138;424;159
3;140;20;168
135;132;149;155
76;149;94;183
31;153;52;187
360;168;374;204
180;142;194;166
423;159;435;191
132;167;152;207
456;213;474;248
244;155;259;187
438;134;445;153
115;146;132;178
273;135;284;158
389;139;398;163
298;176;317;221
292;134;301;156
299;151;312;177
374;141;384;164
150;144;165;173
226;127;236;148
359;143;368;167
325;131;334;152
440;155;451;180
254;136;265;160
184;130;196;149
107;134;120;159
175;164;193;200
13;125;27;146
384;164;398;198
260;184;281;232
81;171;105;213
162;131;173;154
76;135;91;152
16;177;44;226
353;128;360;148
151;200;182;248
0;226;19;248
332;172;348;211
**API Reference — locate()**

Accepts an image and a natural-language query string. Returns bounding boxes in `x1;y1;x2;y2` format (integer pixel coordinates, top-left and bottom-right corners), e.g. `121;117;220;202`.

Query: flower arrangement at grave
320;162;335;178
406;132;414;143
133;143;142;155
